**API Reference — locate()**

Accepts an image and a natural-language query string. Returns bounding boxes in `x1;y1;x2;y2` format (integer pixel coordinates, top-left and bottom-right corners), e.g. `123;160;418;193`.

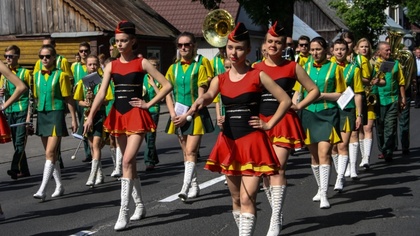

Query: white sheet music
174;102;189;116
337;86;355;110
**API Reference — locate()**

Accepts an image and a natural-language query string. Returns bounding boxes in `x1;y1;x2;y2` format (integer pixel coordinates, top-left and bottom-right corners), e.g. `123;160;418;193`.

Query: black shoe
145;165;155;171
7;170;18;180
17;172;31;178
82;157;92;163
402;149;410;156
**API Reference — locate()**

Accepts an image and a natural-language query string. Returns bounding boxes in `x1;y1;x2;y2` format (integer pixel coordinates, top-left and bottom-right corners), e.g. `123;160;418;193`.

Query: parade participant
253;21;319;235
341;31;356;63
165;32;214;202
295;35;311;67
73;55;113;186
1;45;32;180
330;39;364;191
0;60;27;221
72;42;93;163
282;36;295;61
300;37;347;209
374;42;405;162
351;38;375;173
142;56;162;171
32;44;78;201
33;37;72;169
74;53;81;64
83;21;172;231
190;22;291;236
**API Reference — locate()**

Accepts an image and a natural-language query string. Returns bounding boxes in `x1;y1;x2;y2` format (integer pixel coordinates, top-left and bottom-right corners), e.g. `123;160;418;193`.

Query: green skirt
36;110;69;137
301;108;341;144
77;110;106;137
339;108;356;132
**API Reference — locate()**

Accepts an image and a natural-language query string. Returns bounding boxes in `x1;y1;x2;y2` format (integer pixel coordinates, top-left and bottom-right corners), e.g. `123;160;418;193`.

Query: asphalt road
0;104;419;236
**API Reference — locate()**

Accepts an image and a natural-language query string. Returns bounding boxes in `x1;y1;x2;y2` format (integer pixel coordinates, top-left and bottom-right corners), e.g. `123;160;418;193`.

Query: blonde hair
355;38;373;59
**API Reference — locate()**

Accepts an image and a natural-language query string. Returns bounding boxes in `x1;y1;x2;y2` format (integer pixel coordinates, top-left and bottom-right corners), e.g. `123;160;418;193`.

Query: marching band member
253;22;319;235
73;55;113;187
165;32;214;202
1;45;32;179
142;56;162;171
331;39;364;192
190;22;291;236
374;42;405;162
295;35;311;67
32;44;78;201
300;37;347;209
0;60;28;221
353;38;375;171
83;21;172;231
71;42;93;163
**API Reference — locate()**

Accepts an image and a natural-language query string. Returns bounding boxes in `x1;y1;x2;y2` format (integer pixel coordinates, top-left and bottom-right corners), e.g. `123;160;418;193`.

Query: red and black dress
254;60;305;150
204;68;280;176
103;58;155;136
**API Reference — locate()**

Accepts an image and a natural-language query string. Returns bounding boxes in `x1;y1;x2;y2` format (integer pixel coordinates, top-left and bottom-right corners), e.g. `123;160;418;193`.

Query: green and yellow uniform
165;59;214;135
354;54;375;121
1;65;32;175
300;60;347;144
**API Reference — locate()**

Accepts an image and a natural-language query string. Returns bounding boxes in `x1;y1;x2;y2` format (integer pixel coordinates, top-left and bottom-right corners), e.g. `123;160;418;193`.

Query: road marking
70;230;96;236
159;175;226;202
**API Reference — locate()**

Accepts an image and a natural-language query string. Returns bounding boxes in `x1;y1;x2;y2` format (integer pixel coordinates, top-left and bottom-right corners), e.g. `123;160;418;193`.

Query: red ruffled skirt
0;112;11;143
204;130;281;176
260;109;306;149
104;107;156;137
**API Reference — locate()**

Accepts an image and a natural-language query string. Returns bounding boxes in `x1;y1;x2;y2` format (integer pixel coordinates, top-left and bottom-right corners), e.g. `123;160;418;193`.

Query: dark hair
43;37;56;47
298;35;310;42
333;39;349;51
148;56;159;63
5;45;20;55
104;57;117;65
310;37;328;50
79;41;91;51
340;31;355;43
39;44;57;57
176;32;196;45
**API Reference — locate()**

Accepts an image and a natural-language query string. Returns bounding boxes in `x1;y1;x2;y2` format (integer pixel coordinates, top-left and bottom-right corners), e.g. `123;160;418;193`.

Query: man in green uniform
1;45;32;179
374;42;406;162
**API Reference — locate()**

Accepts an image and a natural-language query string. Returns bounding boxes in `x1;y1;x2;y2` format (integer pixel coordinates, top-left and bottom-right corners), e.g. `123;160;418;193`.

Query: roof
312;0;348;30
293;15;321;41
63;0;179;38
142;0;240;36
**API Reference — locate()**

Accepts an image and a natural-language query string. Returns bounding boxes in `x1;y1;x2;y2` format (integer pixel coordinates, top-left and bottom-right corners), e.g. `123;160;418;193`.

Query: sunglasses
299;44;309;47
79;49;89;53
177;43;193;49
4;54;17;59
39;54;52;59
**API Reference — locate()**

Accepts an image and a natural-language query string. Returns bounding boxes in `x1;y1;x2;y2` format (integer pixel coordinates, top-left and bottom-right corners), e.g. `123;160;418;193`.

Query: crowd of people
0;19;416;235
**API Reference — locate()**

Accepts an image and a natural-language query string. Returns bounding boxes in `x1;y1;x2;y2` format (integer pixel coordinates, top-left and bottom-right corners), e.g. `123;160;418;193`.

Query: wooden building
0;0;179;71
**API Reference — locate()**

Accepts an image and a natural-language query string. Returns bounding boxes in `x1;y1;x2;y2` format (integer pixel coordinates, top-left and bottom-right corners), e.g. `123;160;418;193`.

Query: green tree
192;0;310;36
401;0;420;24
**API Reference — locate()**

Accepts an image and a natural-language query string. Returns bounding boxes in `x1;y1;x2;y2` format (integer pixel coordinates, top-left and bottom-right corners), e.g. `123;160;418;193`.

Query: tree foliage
329;0;390;44
402;0;420;24
192;0;310;37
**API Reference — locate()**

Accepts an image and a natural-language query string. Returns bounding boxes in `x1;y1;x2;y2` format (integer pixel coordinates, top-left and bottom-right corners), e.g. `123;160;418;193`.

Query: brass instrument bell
202;9;235;48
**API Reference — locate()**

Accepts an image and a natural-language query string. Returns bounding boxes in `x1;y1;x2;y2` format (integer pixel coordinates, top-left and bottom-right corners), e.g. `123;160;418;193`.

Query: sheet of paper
82;72;102;88
337;86;355;110
379;61;395;73
174;102;189;116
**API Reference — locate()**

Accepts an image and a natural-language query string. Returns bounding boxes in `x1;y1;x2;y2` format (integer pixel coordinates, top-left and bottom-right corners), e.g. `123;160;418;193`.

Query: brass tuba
388;27;415;90
202;9;235;48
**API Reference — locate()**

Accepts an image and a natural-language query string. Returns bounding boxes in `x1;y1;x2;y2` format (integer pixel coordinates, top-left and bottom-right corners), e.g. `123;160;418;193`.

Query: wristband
357;114;363;117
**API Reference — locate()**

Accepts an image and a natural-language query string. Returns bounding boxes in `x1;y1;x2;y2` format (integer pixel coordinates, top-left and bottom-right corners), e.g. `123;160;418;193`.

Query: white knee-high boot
51;161;65;197
319;165;331;209
358;139;365;166
187;167;200;198
114;178;133;231
111;147;122;178
178;161;195;201
34;160;55;201
239;213;256;236
110;147;116;167
266;185;286;236
360;139;372;169
334;155;348;192
95;160;104;185
331;153;339;174
86;159;99;186
349;143;359;179
130;178;146;221
311;165;321;202
232;210;240;229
